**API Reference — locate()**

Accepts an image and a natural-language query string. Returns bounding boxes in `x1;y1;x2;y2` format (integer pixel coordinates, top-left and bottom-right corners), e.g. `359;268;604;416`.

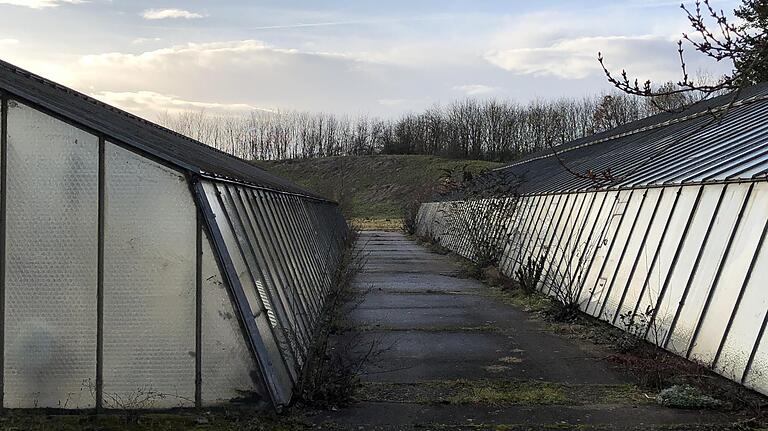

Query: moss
447;382;567;406
356;380;651;407
657;385;724;410
350;217;403;231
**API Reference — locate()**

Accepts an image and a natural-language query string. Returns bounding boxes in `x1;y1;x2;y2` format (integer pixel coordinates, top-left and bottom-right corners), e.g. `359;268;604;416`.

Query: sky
0;0;739;120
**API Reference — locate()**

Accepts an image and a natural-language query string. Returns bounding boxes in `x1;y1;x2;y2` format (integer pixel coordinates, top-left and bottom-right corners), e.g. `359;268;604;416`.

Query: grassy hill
256;155;504;226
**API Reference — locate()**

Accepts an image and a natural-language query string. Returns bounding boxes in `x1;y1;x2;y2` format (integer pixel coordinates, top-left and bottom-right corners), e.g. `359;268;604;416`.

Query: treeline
158;92;663;162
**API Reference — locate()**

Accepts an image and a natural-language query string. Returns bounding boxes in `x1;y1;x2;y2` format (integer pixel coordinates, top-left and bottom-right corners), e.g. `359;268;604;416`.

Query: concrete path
311;231;734;430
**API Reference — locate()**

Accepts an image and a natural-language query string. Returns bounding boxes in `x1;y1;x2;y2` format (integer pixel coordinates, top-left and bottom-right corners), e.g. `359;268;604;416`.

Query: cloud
453;84;497;96
0;0;83;8
132;37;162;45
142;8;205;20
484;10;731;81
64;40;410;116
0;38;19;45
90;90;271;119
486;35;679;79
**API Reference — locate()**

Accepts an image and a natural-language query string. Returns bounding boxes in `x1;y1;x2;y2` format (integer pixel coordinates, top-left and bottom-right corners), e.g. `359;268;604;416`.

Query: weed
514;255;545;294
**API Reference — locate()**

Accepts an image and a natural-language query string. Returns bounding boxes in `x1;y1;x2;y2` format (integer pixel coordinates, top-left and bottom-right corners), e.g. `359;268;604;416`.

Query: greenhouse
0;59;347;410
417;83;768;396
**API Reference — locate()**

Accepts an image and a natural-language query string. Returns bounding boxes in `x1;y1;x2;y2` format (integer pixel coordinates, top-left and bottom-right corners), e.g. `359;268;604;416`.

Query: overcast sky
0;0;738;120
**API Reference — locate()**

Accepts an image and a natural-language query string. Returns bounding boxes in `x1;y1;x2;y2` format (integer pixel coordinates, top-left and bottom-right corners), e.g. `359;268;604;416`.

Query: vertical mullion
194;209;202;407
0;96;8;409
95;137;105;410
610;189;664;325
686;183;755;358
714;212;768;368
515;195;551;273
645;185;705;340
286;197;323;304
663;185;729;350
577;192;618;304
586;189;634;316
629;187;683;320
597;190;649;319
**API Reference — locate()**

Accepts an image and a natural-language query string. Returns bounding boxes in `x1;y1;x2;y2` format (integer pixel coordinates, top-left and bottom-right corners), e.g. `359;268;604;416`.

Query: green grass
356;380;650;407
256;155;504;219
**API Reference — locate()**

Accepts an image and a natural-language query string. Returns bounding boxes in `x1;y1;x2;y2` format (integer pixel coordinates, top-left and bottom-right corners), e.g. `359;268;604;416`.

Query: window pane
103;143;196;408
5;101;98;408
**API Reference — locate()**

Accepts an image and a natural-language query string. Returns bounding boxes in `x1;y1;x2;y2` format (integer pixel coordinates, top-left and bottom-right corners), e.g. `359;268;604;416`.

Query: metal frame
192;179;286;409
0;94;7;408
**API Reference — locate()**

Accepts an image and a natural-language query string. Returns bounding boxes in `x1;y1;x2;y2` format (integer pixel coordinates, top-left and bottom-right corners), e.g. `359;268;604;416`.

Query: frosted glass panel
5;101;98;408
103;143;196;408
200;229;264;406
692;182;768;367
667;183;749;356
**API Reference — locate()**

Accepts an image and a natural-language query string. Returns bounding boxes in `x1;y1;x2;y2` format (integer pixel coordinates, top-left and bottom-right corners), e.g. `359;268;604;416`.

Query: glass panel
600;188;663;323
5;101;98;408
638;186;701;345
718;205;768;382
202;181;294;395
590;190;643;318
103;143;196;408
614;188;677;328
200;229;264;405
666;183;749;356
655;184;724;351
576;192;616;306
691;182;768;367
744;334;768;393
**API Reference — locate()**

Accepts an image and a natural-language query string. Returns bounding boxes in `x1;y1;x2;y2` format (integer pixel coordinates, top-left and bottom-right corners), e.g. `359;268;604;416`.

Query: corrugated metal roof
0;58;329;201
487;83;768;196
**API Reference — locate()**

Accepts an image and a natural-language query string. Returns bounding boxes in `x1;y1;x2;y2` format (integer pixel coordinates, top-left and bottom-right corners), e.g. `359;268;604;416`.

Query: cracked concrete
310;231;738;430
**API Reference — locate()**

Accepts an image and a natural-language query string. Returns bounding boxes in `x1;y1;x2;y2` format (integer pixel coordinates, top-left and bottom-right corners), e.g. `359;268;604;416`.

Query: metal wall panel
600;188;661;322
637;186;702;345
690;183;768;366
4;101;98;408
200;229;263;405
103;142;196;408
590;190;643;318
666;184;750;356
612;188;675;327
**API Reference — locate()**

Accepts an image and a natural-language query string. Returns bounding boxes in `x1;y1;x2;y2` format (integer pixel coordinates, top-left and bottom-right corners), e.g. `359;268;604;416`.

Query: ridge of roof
495;83;768;172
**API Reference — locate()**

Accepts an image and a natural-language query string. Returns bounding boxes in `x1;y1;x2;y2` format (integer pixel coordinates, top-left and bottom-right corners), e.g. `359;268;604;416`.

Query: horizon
0;0;738;122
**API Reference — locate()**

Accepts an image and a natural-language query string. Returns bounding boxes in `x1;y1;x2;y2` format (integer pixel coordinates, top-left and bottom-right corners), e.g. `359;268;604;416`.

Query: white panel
580;191;622;311
576;192;616;306
691;182;768;367
655;185;724;350
666;183;749;356
563;192;607;303
103;143;196;408
5;101;98;408
528;195;566;277
503;196;537;274
637;186;701;345
590;190;643;318
720;218;768;383
542;194;585;292
601;188;663;323
200;230;264;405
615;188;678;328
